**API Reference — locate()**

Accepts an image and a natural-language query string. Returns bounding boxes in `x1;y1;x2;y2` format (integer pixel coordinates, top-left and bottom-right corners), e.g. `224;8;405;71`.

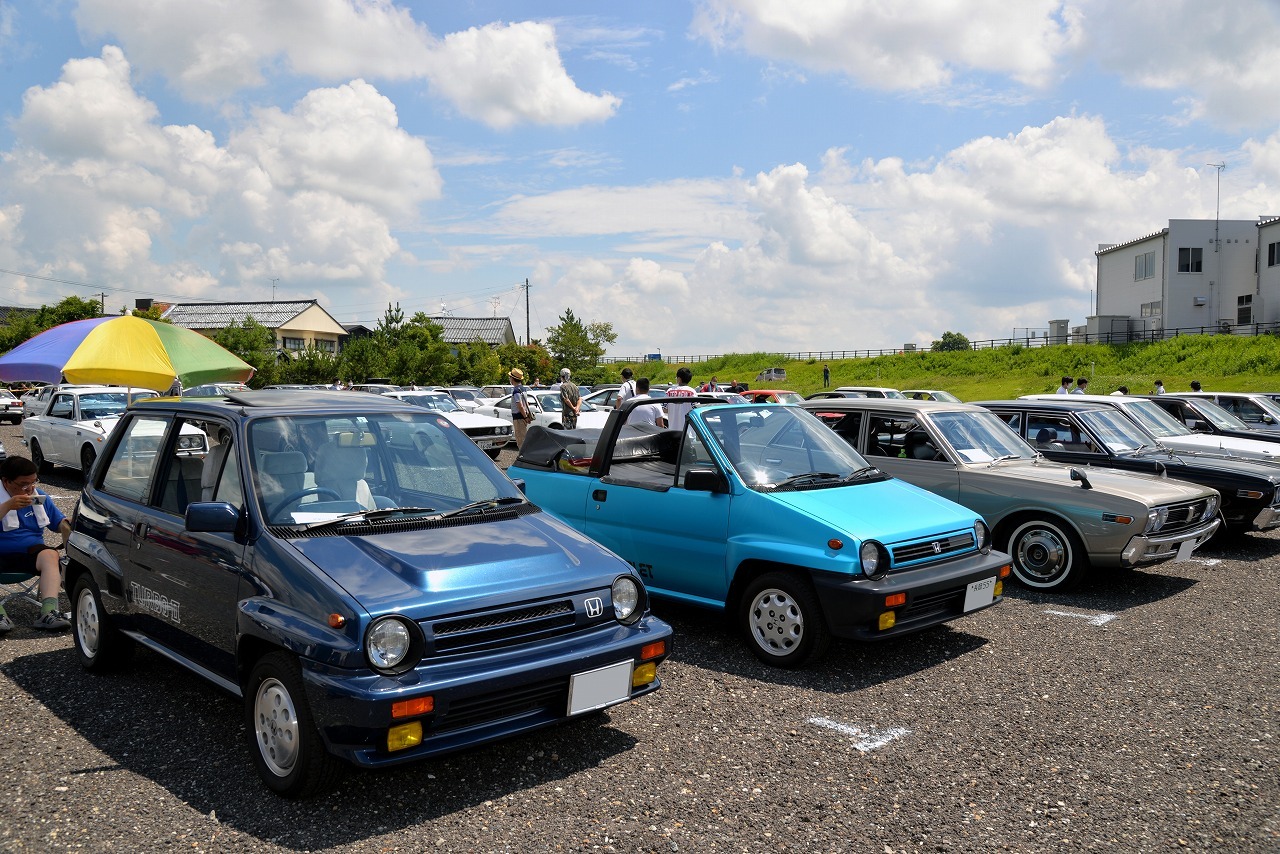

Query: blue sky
2;1;1278;356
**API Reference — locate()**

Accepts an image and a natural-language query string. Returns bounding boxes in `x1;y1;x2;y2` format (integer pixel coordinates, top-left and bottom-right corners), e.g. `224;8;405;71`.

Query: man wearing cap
508;368;532;448
558;368;581;429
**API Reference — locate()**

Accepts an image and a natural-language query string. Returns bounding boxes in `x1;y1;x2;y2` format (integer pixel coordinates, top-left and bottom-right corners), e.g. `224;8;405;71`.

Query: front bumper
1120;517;1219;566
1251;505;1280;531
300;615;672;768
812;548;1011;641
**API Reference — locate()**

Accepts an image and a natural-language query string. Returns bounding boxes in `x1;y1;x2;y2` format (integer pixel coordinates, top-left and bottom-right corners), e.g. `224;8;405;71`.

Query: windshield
920;390;961;402
929;409;1036;462
80;391;156;419
1119;399;1193;438
399;393;461;412
249;411;521;526
1077;408;1157;452
698;405;872;490
1186;398;1251;430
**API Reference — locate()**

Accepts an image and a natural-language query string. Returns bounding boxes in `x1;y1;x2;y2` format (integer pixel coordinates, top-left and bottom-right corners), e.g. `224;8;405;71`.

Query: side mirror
1264;414;1275;424
683;469;726;493
1069;467;1092;490
1189;420;1211;433
186;501;241;533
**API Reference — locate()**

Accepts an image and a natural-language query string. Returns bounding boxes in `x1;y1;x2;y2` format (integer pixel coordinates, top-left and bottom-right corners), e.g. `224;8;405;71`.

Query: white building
1093;217;1280;339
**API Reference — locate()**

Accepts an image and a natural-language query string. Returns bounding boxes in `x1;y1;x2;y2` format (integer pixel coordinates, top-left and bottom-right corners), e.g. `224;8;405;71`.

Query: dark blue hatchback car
65;390;671;797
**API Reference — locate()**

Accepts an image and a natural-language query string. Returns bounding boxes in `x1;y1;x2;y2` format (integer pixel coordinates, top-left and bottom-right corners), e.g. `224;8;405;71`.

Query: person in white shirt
1154;380;1165;395
626;378;665;426
1071;377;1088;394
1055;376;1072;394
665;367;698;432
616;367;637;409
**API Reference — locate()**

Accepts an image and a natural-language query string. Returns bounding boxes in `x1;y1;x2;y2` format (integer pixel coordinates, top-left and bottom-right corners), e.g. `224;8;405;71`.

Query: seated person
1035;427;1063;450
901;431;938;460
0;456;71;633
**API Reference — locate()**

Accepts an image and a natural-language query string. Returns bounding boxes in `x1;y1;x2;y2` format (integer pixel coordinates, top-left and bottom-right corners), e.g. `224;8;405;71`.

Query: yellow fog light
994;580;1003;597
387;721;423;752
632;662;657;687
878;611;896;631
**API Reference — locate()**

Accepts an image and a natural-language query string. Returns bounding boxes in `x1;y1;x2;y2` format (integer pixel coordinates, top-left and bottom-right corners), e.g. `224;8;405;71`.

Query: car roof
131;388;416;417
799;398;976;413
972;398;1116;412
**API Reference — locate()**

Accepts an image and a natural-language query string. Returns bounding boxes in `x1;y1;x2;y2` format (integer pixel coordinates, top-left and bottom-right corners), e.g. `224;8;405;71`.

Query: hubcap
254;678;300;778
75;588;100;657
1015;527;1067;582
748;588;803;656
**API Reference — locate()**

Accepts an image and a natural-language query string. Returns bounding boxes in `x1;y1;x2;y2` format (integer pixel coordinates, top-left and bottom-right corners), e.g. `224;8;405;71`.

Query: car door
42;391;81;465
866;413;962;502
580;423;732;607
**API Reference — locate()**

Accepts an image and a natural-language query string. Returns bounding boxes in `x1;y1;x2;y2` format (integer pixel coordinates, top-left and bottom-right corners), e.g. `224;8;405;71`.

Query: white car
23;385;207;475
476;390;610;431
440;387;484;412
1021;394;1280;463
20;383;93;418
0;389;23;424
382;390;514;457
835;386;906;399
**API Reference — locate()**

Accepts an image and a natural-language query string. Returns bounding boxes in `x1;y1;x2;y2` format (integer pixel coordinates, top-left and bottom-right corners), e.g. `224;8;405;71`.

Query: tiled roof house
161;300;347;354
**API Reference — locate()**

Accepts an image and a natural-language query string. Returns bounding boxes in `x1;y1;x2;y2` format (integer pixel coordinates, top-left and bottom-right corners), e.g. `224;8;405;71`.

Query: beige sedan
801;399;1221;591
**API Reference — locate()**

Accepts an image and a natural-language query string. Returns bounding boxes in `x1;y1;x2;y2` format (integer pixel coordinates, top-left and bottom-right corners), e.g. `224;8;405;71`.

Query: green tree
35;295;102;328
212;316;279;386
282;345;341;384
375;303;406;346
452;339;502;385
931;331;972;353
494;341;552;385
131;304;167;321
545;309;616;373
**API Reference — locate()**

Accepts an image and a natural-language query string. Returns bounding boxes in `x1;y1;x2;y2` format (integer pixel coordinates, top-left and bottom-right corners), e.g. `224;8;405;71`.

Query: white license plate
567;660;633;715
1174;538;1196;562
963;577;997;612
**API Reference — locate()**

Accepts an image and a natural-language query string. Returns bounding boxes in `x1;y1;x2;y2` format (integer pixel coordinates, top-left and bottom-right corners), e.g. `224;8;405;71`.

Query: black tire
71;574;135;671
29;439;51;474
485;448;502;459
80;445;96;478
1005;517;1089;591
244;651;343;798
739;572;830;668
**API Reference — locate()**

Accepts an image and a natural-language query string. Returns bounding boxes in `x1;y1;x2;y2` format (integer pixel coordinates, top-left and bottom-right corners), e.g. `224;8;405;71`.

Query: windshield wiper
841;466;881;482
298;506;438;531
986;454;1021;467
769;472;841;490
1122;443;1154;456
433;496;526;519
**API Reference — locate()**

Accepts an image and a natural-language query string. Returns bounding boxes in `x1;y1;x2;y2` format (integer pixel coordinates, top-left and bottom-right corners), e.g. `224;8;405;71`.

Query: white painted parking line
807;716;910;752
1044;608;1117;626
1188;558;1221;566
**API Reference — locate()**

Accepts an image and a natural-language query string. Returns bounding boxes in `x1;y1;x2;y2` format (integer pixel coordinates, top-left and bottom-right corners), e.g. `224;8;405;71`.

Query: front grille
1158;499;1212;532
900;586;965;622
433;677;568;733
424;596;590;656
891;531;975;567
463;426;504;439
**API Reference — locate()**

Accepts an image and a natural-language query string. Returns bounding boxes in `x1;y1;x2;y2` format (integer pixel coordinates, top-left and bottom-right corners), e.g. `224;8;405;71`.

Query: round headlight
974;520;990;553
1202;495;1219;520
366;618;413;671
860;541;886;579
612;576;642;623
1146;507;1168;533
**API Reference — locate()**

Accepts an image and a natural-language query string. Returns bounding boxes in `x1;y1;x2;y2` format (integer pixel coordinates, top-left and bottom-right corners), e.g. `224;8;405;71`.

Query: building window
1140;300;1162;318
282;337;304;350
1269;242;1280;267
1177;247;1202;273
316;339;335;352
1134;250;1155;280
1238;295;1253;325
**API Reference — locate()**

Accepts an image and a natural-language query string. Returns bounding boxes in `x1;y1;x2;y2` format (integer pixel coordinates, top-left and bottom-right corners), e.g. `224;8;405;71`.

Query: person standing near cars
1055;376;1072;394
558;368;581;429
665;367;698;432
627;378;665;427
1154;379;1166;395
0;456;71;633
1190;380;1203;392
1072;377;1089;394
509;368;532;448
617;367;637;409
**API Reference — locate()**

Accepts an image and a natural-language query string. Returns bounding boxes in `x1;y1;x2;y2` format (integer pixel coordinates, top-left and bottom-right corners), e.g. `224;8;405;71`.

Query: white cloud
690;0;1078;90
1;47;442;302
1077;0;1280;129
74;2;620;128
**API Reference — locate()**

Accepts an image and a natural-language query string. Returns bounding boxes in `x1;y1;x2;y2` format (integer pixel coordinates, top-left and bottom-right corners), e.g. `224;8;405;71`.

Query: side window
831;412;863;448
100;415;171;503
675;425;716;487
48;394;75;419
997;411;1021;433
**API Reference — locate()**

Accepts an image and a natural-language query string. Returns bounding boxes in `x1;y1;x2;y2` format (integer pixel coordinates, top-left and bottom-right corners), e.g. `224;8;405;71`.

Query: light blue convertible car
512;397;1011;668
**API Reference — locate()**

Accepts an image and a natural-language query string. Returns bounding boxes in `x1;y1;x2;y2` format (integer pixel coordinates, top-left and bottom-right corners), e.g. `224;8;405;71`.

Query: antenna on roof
271;277;279;302
490;296;501;317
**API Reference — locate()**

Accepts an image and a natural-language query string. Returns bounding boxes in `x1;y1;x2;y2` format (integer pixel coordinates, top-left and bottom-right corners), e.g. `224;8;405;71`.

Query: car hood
440;410;508;429
1161;433;1280;461
288;511;629;619
764;478;979;543
959;457;1214;503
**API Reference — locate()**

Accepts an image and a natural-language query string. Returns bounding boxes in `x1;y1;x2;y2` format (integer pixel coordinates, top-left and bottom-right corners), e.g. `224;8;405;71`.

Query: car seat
1035;427;1065;451
314;433;376;509
904;432;938;460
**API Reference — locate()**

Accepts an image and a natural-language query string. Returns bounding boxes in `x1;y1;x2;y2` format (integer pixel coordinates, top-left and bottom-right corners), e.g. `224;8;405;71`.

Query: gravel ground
1;424;1276;852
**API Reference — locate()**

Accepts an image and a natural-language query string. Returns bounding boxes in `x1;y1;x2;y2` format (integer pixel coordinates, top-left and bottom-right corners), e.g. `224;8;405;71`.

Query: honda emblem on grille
932;541;943;554
585;597;604;618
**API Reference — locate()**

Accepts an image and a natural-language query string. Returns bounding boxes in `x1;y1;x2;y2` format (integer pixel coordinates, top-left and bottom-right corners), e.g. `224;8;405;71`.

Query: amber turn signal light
392;696;434;719
884;593;906;608
640;640;666;660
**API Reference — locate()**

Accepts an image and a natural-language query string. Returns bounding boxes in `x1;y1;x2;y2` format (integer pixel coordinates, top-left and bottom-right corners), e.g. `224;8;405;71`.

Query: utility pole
524;278;531;346
94;292;107;314
1208;162;1226;252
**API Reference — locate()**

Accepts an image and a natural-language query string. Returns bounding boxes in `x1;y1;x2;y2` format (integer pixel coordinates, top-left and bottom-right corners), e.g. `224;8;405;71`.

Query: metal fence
600;322;1280;365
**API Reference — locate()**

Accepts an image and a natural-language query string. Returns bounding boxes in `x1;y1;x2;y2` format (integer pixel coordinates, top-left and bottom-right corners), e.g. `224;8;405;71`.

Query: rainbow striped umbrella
0;316;254;389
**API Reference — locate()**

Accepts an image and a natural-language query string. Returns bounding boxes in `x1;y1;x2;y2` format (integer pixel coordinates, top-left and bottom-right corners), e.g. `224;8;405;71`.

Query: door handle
592;489;607;502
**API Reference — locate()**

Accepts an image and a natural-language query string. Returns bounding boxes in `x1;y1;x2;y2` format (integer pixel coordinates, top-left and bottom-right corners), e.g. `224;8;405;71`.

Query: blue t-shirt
0;491;66;554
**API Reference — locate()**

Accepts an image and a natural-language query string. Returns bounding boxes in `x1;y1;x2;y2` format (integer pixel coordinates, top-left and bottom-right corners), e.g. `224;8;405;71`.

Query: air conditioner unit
1193;296;1207;306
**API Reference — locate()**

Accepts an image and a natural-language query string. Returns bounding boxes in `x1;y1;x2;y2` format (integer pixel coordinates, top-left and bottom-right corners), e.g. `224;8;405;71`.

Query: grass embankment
612;336;1280;399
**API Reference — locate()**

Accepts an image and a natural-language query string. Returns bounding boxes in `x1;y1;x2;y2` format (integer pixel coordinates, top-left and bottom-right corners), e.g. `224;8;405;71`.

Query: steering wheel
268;486;341;519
